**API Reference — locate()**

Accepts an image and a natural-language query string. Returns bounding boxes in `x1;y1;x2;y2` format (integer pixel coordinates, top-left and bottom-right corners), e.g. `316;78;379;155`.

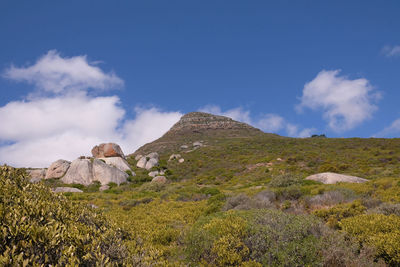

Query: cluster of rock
29;143;134;187
136;152;159;170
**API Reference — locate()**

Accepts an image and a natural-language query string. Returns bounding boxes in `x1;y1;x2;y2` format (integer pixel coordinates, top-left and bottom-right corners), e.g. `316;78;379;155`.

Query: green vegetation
3;131;400;265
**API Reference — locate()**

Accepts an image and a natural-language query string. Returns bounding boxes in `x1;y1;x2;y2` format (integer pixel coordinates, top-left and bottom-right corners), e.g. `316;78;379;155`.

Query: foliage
0;166;130;266
185;209;378;266
340;213;400;265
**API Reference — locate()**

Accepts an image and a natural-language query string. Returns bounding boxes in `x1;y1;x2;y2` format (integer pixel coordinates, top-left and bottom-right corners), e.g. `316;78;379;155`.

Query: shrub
223;191;276;211
275;185;303;200
268;173;302;187
369;202;400;216
0;166;130;266
340;214;400;265
186;209;379;266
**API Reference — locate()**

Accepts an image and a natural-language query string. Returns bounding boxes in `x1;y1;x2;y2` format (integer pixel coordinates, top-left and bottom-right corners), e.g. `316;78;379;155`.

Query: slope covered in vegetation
3;112;400;265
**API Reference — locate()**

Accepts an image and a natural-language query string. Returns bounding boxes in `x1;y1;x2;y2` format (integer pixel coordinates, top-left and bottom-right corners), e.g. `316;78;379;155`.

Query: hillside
3;112;400;265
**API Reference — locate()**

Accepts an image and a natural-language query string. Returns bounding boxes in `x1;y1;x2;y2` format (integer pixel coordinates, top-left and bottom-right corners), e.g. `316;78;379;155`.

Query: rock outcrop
136;152;159;170
91;143;124;158
62;159;93;186
99;157;132;173
53;187;83;193
305;172;368;184
92;159;128;185
165;112;261;135
45;159;70;179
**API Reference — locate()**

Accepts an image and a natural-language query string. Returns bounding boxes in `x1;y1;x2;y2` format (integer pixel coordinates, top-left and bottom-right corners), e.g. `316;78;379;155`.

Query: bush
340;213;400;265
268;173;302;187
223;191;276;211
185;209;379;266
0;166;130;266
369;202;400;216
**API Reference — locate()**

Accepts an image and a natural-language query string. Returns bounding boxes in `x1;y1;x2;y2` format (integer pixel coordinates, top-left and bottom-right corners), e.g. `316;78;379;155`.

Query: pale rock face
92;159;128;185
305;172;368;184
145;158;159;170
91;143;125;158
62;159;93;186
152;176;167;183
135;154;143;161
53;187;83;193
45;159;71;179
136;157;147;168
99;157;133;173
27;168;47;183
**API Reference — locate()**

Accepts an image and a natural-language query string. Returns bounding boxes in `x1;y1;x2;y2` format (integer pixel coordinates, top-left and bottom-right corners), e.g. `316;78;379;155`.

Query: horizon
1;1;400;167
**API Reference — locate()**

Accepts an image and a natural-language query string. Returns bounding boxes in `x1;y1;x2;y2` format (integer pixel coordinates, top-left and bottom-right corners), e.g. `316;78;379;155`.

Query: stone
152;176;167;183
145;158;159;170
99;157;133;173
53;187;83;193
169;154;181;161
91;143;124;158
147;152;159;159
193;141;203;147
305;172;368;184
92;159;128;185
148;171;159;177
99;185;110;191
45;159;70;179
178;158;185;163
180;145;189;149
135;154;143;161
27;168;46;183
136;156;147;168
62;159;94;186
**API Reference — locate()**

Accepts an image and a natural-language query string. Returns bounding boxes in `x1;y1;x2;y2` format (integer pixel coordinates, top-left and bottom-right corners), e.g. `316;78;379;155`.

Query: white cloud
374;118;400;137
199;105;315;137
3;50;123;95
382;45;400;57
0;51;182;167
297;70;380;132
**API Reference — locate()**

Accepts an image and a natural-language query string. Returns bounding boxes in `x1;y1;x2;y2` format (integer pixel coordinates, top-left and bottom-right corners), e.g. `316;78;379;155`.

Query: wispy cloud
297;70;380;132
0;51;181;167
3;50;123;95
199;105;315;138
374;118;400;137
382;45;400;57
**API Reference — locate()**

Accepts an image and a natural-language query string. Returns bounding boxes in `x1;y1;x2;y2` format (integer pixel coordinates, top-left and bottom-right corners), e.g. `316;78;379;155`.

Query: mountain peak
165;111;261;135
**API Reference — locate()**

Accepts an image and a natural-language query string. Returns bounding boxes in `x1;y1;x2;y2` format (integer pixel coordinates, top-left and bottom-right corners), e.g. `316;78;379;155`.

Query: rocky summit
165;112;261;136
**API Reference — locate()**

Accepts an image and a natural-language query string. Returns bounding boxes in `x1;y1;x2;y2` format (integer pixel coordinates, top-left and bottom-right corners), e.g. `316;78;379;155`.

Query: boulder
62;159;93;186
99;157;133;173
136;156;147;168
152;176;167;183
27;168;46;183
169;154;181;161
45;159;70;179
135;154;143;161
136;152;159;170
145;158;159;170
148;170;165;177
53;187;83;193
179;158;185;163
305;172;368;184
193;141;203;147
180;145;188;149
91;143;124;158
92;159;128;185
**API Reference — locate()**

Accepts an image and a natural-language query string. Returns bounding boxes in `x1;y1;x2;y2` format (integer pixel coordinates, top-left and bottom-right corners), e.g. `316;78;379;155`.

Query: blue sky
1;1;400;167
